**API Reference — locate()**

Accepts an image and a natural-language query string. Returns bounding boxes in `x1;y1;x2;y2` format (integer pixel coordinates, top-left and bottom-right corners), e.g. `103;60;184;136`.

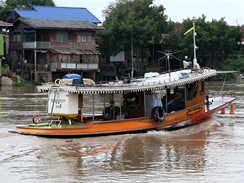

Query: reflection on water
0;81;244;182
2;122;210;182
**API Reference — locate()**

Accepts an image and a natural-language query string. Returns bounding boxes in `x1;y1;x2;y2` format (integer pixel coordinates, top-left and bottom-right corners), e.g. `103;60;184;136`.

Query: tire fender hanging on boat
151;106;165;122
32;114;44;124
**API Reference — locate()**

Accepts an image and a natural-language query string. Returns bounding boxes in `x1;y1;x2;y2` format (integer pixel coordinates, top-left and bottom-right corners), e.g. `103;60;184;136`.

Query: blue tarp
63;74;82;79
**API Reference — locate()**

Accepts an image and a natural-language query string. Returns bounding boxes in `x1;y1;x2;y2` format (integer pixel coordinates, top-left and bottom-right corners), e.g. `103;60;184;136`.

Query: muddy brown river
0;80;244;182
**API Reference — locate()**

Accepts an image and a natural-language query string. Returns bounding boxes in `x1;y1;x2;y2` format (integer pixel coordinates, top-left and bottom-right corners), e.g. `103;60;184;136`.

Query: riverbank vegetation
12;72;37;86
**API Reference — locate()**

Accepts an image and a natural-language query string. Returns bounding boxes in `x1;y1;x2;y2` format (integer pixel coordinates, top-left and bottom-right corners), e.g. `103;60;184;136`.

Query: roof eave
17;18;105;30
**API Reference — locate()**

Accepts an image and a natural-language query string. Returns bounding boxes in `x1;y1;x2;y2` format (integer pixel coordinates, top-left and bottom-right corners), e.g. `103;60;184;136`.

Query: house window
77;32;82;42
24;33;35;42
86;33;92;42
77;32;92;42
13;32;21;42
24;29;35;42
56;31;68;42
80;54;97;63
59;54;69;63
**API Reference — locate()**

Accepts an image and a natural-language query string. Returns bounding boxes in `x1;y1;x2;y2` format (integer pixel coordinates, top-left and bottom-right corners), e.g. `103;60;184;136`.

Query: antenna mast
131;30;134;79
157;50;181;80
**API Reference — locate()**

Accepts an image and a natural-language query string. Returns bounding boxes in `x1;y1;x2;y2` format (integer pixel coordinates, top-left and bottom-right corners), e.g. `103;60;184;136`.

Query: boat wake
144;118;217;138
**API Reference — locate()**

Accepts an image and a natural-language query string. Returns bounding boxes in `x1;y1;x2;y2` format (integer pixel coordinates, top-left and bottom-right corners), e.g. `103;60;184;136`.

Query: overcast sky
54;0;244;26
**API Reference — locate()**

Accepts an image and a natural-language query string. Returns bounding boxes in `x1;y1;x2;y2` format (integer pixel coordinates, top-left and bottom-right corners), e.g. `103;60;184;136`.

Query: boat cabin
44;75;206;124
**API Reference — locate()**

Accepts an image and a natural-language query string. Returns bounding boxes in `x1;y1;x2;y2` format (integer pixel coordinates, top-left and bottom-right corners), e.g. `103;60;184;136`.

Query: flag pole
192;21;197;67
131;30;134;79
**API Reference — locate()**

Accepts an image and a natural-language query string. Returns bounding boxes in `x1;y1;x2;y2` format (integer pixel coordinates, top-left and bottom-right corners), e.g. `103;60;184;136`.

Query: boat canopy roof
37;69;216;94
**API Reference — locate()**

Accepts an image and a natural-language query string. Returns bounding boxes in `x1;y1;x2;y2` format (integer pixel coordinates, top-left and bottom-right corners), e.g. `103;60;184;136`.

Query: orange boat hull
15;97;235;137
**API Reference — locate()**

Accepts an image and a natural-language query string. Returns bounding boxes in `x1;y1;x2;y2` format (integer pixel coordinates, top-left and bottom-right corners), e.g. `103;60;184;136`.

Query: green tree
97;0;169;75
170;15;243;68
0;0;55;21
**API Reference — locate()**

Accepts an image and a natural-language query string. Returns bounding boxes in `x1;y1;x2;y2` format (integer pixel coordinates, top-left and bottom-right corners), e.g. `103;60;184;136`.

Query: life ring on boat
55;79;61;85
151;106;165;122
32;114;45;124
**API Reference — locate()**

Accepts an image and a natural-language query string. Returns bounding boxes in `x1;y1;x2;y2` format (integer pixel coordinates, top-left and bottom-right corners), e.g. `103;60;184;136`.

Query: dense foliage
0;0;55;21
164;15;243;69
12;72;37;86
97;0;170;74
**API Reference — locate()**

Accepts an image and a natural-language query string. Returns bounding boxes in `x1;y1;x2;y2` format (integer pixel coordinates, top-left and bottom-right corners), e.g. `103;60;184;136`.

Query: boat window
165;87;185;113
123;92;142;118
186;82;197;101
200;80;205;95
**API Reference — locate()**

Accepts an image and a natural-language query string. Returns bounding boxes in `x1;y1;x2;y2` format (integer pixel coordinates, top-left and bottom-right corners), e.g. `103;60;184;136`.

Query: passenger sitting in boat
103;101;120;121
167;92;185;113
152;92;163;107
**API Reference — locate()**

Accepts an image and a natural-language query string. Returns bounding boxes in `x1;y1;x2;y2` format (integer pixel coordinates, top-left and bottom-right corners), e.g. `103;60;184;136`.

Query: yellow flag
183;26;194;35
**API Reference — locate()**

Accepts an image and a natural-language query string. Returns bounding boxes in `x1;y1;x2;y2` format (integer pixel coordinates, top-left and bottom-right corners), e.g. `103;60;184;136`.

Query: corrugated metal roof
15;5;101;24
19;17;104;30
0;21;12;27
50;48;101;55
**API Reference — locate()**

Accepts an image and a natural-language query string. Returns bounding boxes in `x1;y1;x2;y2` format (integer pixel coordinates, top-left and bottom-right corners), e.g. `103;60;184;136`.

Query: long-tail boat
14;24;235;137
14;67;235;137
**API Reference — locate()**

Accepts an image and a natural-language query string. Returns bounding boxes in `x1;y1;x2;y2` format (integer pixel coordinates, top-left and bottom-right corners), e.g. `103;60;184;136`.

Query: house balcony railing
50;62;98;71
23;41;51;49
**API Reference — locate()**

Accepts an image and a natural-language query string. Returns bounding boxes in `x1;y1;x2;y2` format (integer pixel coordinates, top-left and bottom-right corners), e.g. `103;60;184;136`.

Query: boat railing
93;68;183;86
92;67;214;87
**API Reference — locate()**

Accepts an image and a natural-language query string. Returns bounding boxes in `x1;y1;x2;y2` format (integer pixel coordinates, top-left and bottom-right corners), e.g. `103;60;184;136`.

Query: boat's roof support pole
46;89;52;115
119;103;122;120
103;94;106;109
144;91;146;117
185;85;187;103
165;88;168;113
92;93;95;121
110;93;114;102
50;88;57;116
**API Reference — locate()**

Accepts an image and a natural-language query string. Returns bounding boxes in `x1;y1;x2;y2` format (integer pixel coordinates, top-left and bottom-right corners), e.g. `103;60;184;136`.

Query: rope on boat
32;114;45;124
219;74;227;98
50;88;58;116
32;114;62;125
